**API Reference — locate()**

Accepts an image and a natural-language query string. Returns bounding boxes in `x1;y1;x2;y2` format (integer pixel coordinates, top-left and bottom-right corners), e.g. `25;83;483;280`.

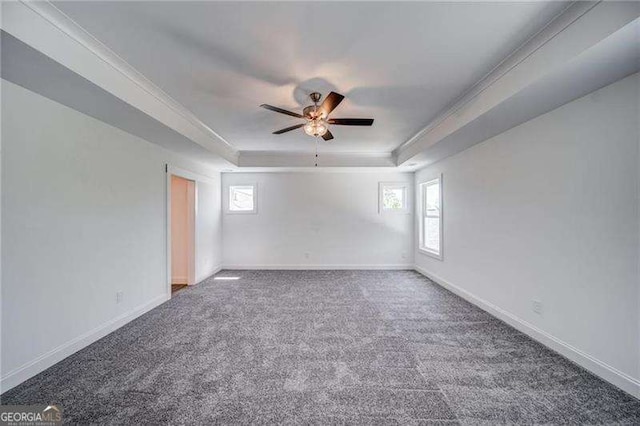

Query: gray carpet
2;270;639;424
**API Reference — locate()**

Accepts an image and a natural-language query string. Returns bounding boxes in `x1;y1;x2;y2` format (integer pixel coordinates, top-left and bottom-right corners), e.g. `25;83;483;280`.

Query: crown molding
223;168;414;174
2;0;238;165
394;1;640;165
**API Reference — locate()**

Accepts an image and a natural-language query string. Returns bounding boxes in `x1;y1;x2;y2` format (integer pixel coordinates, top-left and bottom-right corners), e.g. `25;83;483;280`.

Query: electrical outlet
304;252;310;259
401;252;407;259
532;300;543;315
116;291;124;304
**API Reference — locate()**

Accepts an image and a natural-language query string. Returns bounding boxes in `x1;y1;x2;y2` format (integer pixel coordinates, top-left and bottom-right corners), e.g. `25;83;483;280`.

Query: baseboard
196;264;223;283
171;277;187;285
413;265;640;400
0;294;168;393
222;264;414;270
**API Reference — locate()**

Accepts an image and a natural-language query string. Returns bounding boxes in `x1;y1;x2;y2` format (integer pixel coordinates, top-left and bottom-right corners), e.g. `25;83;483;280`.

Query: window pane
229;186;254;211
426;182;440;217
425;217;440;253
420;177;442;257
383;187;405;210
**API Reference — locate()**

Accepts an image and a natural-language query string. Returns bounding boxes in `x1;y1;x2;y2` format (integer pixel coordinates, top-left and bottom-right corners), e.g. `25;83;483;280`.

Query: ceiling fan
260;92;374;141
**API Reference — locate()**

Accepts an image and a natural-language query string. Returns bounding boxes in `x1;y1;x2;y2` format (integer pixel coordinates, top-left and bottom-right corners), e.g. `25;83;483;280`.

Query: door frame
165;164;217;298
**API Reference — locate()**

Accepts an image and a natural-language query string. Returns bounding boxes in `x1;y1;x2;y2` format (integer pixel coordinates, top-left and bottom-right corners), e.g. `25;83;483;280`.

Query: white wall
0;80;222;391
414;73;640;397
196;180;222;282
223;172;414;268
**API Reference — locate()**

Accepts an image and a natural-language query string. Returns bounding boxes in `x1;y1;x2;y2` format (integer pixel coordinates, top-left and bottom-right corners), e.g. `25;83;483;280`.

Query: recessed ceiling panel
54;1;570;154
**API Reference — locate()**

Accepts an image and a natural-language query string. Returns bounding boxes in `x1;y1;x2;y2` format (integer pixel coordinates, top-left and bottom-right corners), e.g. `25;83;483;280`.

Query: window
419;176;442;259
227;184;257;214
379;182;408;213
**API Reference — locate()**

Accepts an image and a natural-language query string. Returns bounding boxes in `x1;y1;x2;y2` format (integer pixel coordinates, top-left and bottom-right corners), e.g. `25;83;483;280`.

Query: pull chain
314;98;319;167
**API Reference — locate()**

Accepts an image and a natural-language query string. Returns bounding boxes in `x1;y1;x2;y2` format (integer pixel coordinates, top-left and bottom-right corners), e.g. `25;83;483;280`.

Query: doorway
170;175;196;296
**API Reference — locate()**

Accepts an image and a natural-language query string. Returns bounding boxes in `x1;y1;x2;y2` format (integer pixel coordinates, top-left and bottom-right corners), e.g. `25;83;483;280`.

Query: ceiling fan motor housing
304;92;324;118
303;105;325;119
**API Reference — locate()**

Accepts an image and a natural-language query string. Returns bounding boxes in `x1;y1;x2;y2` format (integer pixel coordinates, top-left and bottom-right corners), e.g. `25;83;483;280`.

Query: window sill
418;247;443;261
380;209;411;215
225;209;257;215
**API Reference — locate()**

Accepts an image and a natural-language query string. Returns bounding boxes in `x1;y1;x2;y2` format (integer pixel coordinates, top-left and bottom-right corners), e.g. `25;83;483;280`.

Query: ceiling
54;1;571;155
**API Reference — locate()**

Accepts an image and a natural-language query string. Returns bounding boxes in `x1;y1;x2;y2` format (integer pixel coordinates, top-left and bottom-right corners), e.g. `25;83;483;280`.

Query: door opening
170;175;196;296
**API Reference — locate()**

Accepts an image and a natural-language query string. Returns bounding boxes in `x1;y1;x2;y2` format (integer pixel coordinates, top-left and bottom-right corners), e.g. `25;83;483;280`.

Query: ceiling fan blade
319;92;345;117
328;118;374;126
322;130;334;141
272;123;305;134
260;104;304;118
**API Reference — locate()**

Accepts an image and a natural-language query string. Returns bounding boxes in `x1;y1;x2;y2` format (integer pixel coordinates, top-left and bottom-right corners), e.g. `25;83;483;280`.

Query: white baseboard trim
413;265;640;400
196;264;223;284
0;294;168;393
222;264;414;270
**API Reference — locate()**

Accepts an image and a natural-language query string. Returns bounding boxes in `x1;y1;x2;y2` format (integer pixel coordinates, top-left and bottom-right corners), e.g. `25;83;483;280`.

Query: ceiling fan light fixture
304;118;329;137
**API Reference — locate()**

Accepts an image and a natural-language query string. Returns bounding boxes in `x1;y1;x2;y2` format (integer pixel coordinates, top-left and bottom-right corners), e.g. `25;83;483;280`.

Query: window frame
418;175;443;260
378;182;410;214
226;183;258;215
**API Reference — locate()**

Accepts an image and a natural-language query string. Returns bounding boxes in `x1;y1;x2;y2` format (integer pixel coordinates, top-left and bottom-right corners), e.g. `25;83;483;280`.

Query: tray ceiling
54;1;570;155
